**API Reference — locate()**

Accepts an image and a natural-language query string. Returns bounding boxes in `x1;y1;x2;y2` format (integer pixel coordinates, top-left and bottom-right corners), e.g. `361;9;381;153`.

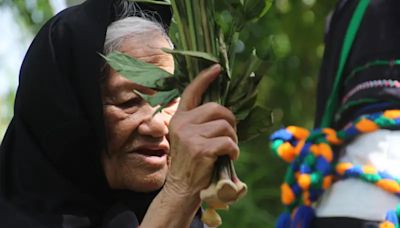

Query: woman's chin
125;170;168;192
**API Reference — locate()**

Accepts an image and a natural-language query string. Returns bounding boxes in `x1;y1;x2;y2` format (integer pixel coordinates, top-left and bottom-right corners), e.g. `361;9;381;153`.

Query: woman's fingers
166;64;241;195
186;102;236;127
177;64;221;112
201;136;240;161
195;120;238;143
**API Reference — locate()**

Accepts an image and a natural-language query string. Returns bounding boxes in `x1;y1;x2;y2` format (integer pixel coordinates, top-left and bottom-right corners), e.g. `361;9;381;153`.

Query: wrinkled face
101;32;177;192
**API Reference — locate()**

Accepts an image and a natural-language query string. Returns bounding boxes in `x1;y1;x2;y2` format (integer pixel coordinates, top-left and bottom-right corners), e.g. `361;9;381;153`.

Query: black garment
0;197;44;228
315;0;400;129
0;0;202;227
312;217;379;228
312;1;400;227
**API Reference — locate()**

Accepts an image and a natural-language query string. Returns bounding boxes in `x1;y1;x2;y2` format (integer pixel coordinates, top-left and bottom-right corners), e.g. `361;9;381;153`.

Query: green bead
284;167;295;184
361;173;380;183
304;154;316;165
307;131;325;143
396;204;400;217
271;140;284;154
310;172;323;188
336;131;346;140
375;116;395;128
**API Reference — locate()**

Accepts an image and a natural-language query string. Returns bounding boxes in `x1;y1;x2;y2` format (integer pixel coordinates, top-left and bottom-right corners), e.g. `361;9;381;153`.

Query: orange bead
278;142;296;162
336;163;353;175
323;175;333;189
319;143;333;162
323;128;343;145
379;221;395;228
298;174;311;190
293;140;305;156
287;126;310;140
281;183;295;205
383;110;400;119
376;179;400;193
303;191;311;206
310;144;320;156
355;118;379;132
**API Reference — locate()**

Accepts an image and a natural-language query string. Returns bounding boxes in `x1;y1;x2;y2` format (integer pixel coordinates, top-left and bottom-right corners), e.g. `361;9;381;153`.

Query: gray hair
104;1;173;55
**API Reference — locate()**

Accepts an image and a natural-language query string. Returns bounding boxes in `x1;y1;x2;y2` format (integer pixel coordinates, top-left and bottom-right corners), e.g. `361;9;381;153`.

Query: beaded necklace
270;110;400;228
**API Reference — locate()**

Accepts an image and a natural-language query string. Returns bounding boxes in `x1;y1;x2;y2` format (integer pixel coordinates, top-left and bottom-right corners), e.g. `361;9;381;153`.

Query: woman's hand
164;64;240;197
141;64;239;228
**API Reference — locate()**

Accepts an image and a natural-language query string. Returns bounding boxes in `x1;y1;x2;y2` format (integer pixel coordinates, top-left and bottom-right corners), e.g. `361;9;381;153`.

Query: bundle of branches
104;0;273;226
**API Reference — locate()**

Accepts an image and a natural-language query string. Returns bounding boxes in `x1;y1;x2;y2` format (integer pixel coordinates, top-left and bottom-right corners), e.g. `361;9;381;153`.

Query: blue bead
345;166;362;177
385;210;399;224
292;183;302;196
343;125;359;138
276;211;291;228
378;171;393;180
291;206;315;228
394;118;400;125
299;143;311;159
300;165;312;174
309;189;323;201
315;157;331;175
271;129;293;141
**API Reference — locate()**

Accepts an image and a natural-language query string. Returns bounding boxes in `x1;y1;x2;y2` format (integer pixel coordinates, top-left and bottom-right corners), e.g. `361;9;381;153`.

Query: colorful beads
355;118;379;132
384;110;400;119
337;163;400;194
270;110;400;228
322;175;333;190
335;162;353;175
278;142;296;163
323;128;342;144
380;221;395;228
281;183;295;205
287;126;310;139
298;174;311;190
376;180;400;194
363;165;377;174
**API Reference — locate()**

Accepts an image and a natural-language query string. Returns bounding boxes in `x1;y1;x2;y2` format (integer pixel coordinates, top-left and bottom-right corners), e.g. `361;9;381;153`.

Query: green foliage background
0;0;337;227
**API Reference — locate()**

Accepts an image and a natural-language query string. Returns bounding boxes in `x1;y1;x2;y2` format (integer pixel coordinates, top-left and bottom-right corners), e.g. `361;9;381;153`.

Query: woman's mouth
135;149;167;157
127;147;168;168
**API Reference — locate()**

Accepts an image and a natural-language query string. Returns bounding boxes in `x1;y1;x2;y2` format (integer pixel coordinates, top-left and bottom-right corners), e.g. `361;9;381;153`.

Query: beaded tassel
270;110;400;228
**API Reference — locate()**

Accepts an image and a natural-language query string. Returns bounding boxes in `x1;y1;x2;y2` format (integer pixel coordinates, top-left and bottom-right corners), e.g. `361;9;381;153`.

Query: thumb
177;64;221;111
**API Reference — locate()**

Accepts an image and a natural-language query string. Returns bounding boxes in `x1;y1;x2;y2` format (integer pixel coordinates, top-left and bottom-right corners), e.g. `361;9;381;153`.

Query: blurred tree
219;1;337;227
0;0;338;227
0;0;53;32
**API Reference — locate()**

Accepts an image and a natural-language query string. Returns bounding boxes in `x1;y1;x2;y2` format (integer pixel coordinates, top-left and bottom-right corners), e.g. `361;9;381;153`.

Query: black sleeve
101;204;139;228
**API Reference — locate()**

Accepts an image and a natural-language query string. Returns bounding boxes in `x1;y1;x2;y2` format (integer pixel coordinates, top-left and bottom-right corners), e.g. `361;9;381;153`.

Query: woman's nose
137;107;169;138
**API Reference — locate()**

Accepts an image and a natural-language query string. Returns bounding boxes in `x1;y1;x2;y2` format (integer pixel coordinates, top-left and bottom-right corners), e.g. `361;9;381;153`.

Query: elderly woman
0;0;238;227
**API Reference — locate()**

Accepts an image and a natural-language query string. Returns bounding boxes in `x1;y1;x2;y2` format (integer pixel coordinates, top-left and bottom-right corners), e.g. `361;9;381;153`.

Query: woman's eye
118;97;142;110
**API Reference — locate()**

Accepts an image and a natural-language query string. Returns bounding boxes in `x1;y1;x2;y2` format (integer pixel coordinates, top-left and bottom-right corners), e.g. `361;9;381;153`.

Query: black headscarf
315;0;400;128
0;0;202;227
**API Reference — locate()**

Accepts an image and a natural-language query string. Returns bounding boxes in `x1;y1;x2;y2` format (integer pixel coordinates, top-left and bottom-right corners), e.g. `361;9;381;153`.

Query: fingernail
210;64;221;72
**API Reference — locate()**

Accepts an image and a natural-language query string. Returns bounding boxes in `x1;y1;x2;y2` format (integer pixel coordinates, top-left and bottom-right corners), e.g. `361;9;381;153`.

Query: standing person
314;0;400;227
272;0;400;227
0;0;239;227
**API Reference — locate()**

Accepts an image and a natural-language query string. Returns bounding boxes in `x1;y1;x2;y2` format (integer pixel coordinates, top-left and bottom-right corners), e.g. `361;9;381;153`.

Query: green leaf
230;90;258;120
162;48;219;63
102;51;175;90
135;89;180;113
237;105;273;142
215;10;234;35
243;0;273;22
129;0;171;5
